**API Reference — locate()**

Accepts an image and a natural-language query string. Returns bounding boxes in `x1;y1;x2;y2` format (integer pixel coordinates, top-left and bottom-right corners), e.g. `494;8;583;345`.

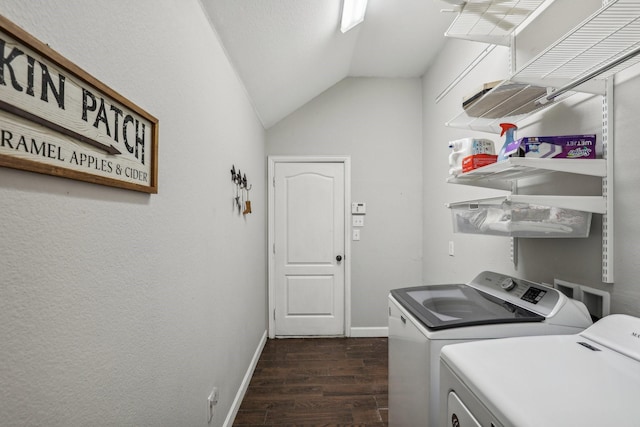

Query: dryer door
448;391;481;427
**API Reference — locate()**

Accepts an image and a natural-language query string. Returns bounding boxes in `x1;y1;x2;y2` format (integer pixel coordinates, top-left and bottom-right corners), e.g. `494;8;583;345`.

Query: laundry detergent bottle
497;123;518;161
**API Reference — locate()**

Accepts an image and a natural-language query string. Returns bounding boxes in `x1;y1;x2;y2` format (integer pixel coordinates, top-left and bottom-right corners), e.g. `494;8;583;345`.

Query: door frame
267;155;351;339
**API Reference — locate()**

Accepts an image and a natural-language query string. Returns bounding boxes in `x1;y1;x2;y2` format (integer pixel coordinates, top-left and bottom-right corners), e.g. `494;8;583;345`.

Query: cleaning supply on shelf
497;123;518;161
448;138;495;176
513;134;596;159
462;154;498;173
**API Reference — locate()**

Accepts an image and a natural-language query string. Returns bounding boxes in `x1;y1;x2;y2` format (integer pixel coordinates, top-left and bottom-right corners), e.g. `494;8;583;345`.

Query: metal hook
230;165;236;182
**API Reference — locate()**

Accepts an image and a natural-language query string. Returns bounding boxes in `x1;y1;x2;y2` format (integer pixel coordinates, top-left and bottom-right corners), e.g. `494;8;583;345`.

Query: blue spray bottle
497;123;518;161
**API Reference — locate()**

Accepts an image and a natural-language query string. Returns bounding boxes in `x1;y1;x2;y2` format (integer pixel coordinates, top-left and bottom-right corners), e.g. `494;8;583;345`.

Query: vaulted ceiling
200;0;455;128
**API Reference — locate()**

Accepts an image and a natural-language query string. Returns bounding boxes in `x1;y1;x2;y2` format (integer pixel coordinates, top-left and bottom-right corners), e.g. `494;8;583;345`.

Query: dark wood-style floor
233;337;389;427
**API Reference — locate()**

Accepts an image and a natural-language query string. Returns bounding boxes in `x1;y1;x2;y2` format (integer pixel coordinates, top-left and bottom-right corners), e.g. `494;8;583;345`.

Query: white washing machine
440;314;640;427
388;271;592;427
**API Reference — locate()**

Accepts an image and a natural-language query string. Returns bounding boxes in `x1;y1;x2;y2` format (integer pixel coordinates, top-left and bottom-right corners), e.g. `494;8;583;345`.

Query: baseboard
350;326;388;337
223;329;267;427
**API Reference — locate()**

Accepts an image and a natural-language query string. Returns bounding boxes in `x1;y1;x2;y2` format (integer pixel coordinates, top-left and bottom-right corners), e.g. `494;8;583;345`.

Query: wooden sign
0;16;158;193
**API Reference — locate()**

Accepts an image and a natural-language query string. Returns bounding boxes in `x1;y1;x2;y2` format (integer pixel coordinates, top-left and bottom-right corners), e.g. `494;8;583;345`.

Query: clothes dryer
440;314;640;427
388;271;592;427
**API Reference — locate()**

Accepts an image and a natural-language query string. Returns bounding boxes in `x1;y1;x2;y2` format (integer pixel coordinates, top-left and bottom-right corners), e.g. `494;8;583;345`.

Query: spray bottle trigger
497;123;518;161
500;123;517;137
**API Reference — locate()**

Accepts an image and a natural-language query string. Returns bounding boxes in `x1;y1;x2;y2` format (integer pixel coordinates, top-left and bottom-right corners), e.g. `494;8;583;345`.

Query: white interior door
271;160;346;336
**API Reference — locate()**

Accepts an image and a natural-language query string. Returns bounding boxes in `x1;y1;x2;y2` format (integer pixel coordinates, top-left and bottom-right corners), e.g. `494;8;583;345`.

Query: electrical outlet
352;216;364;227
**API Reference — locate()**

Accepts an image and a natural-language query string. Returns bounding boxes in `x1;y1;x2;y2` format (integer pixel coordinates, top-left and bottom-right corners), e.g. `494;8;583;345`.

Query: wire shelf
445;0;548;46
447;157;606;184
446;0;640;133
514;0;640;85
445;80;572;133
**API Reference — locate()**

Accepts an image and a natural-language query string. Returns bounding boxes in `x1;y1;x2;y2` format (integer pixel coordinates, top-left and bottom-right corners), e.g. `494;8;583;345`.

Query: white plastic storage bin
449;197;592;238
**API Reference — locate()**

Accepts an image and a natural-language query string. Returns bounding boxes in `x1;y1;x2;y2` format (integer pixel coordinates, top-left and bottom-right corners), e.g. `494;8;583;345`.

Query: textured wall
267;77;423;329
0;1;266;426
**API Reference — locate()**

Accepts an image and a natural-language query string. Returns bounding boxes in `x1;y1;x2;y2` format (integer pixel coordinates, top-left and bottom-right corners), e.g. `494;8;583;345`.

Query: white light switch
352;229;361;241
352;216;364;227
448;241;454;256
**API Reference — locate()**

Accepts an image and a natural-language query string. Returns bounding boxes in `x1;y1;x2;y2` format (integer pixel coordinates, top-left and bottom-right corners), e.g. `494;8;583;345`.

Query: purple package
505;134;596;159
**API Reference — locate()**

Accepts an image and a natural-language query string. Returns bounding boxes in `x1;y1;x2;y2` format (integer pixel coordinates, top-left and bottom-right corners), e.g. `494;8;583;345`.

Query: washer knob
501;278;516;291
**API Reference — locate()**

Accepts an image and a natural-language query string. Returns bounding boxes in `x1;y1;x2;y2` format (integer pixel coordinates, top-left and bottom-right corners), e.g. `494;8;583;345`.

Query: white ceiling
201;0;456;128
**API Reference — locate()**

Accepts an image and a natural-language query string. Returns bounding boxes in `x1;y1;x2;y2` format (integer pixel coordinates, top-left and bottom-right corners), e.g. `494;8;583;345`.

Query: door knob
336;255;343;262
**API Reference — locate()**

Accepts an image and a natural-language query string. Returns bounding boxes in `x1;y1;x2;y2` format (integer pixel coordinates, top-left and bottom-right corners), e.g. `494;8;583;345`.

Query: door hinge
273;309;276;320
273;243;275;254
273;177;275;187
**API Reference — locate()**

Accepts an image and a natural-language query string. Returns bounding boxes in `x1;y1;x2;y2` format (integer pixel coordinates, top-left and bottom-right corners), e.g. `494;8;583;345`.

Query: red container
462;154;498;173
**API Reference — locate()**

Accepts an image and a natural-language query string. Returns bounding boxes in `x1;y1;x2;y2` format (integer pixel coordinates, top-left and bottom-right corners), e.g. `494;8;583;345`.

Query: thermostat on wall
352;202;366;215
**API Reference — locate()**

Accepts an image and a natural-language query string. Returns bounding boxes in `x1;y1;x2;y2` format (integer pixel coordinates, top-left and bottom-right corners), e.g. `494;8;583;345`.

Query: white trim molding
350;327;388;338
223;330;267;427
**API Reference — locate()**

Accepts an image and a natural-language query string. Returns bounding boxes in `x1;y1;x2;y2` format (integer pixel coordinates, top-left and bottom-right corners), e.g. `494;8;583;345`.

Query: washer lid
440;315;640;427
390;283;544;330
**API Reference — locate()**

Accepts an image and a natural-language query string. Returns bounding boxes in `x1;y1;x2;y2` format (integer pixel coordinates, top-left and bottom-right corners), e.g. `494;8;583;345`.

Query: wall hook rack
231;164;253;215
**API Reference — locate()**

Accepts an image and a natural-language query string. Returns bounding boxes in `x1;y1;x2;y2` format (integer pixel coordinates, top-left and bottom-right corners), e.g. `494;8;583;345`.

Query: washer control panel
520;286;548;304
471;271;560;316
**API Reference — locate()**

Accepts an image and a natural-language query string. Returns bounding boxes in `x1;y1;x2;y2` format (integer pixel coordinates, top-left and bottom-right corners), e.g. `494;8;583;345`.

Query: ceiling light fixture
340;0;368;33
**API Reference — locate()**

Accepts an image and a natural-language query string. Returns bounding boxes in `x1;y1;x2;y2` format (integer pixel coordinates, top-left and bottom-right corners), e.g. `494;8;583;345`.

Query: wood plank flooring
233;337;388;427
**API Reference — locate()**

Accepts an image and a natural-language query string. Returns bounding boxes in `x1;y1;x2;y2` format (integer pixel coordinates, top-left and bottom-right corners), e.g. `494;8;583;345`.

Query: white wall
267;77;423;329
605;64;640;315
0;2;266;426
422;11;640;317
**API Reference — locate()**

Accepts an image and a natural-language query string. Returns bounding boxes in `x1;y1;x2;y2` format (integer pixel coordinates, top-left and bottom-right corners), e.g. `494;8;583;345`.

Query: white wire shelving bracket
601;78;614;283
